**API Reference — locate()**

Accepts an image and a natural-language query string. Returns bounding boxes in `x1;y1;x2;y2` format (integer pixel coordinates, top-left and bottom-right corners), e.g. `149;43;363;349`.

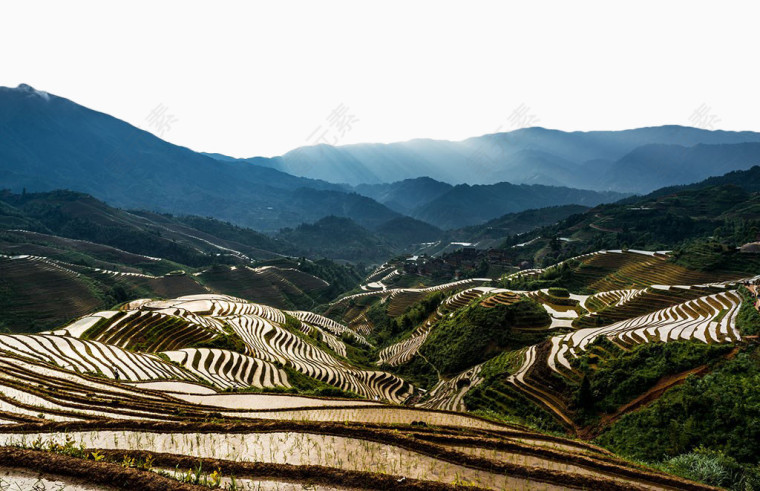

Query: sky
1;0;757;157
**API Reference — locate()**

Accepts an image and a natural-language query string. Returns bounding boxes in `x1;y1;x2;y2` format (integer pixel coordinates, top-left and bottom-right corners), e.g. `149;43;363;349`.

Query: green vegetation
479;349;526;379
337;332;374;368
367;291;444;346
737;287;760;336
596;346;760;488
447;205;589;243
659;447;760;490
277;216;393;263
420;298;550;375
466;384;567;433
387;355;439;392
502;261;581;292
189;324;248;355
571;339;732;419
294;258;363;300
496;177;760;272
279;312;374;370
671;239;760;274
547;287;569;298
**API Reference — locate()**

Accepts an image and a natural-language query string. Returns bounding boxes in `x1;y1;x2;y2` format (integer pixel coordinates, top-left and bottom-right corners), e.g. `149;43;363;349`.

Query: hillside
644;164;760;199
0;189;445;265
0;232;361;333
450;204;590;242
353;177;454;214
602;143;760;193
413;182;620;229
0;193;372;331
0;287;731;490
0;252;760;490
0;212;758;488
372;215;444;246
276;216;395;263
0;84;403;231
492;167;760;268
311;246;759;488
0;189;290;265
352;176;620;230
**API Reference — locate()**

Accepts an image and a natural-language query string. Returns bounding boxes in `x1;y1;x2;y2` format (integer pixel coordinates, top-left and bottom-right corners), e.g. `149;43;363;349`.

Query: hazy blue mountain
353;177;453;214
276;216;394;263
373;216;444;246
446;204;590;243
201;152;284;170
410;182;625;229
600;143;760;192
280;187;401;230
0;189;292;264
0;84;398;231
628;165;760;202
265;126;760;191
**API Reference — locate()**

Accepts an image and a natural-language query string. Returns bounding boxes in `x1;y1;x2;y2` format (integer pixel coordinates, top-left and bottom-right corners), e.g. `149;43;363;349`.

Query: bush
369;291;444;346
190;323;247;354
420;298;550;375
572;340;731;416
663;447;760;490
595;348;760;466
737;287;760;336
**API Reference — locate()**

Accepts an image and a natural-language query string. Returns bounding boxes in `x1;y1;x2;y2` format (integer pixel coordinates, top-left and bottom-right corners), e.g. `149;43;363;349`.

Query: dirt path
582;346;741;439
596;365;708;430
589;223;621;233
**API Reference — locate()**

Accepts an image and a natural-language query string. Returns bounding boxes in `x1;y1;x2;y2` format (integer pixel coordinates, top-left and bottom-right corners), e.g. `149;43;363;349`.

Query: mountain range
236;127;760;192
2;84;628;231
3;83;760;235
497;165;760;269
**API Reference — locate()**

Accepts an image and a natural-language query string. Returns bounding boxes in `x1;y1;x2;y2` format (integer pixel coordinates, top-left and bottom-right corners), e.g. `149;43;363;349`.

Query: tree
577;375;594;411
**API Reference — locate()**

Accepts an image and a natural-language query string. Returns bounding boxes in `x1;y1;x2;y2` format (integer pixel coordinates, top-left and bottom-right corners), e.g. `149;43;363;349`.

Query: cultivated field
0;249;752;489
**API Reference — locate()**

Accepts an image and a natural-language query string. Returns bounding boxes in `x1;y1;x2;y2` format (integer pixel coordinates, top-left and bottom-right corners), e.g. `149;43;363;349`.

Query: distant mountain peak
13;83;50;101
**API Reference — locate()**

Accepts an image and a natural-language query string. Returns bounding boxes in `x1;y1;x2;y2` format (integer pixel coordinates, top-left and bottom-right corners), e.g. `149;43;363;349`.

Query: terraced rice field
73;310;221;352
380;286;553;368
0;337;716;489
0;334;194;383
2;293;411;403
376;325;434;367
226;314;411;402
363;264;398;284
287;310;371;346
553;289;742;370
0;251;749;489
0;417;718;490
162;349;290;390
142;295;287;325
0;255;104;330
198;265;330;309
393;251;756;432
584;288;646;312
385;278;492;317
419;363;485;412
502;288;745;428
567;250;742;291
574;284;730;329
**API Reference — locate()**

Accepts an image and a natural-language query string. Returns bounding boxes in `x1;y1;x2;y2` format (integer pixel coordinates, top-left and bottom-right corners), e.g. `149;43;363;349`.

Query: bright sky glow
1;0;757;157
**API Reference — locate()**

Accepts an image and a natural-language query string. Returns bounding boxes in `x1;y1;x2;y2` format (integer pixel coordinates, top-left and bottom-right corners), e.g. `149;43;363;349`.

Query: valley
1;216;758;489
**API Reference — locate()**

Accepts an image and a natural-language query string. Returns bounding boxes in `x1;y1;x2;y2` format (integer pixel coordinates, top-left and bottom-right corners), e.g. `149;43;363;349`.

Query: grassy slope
595;344;760;489
420;298;550;375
